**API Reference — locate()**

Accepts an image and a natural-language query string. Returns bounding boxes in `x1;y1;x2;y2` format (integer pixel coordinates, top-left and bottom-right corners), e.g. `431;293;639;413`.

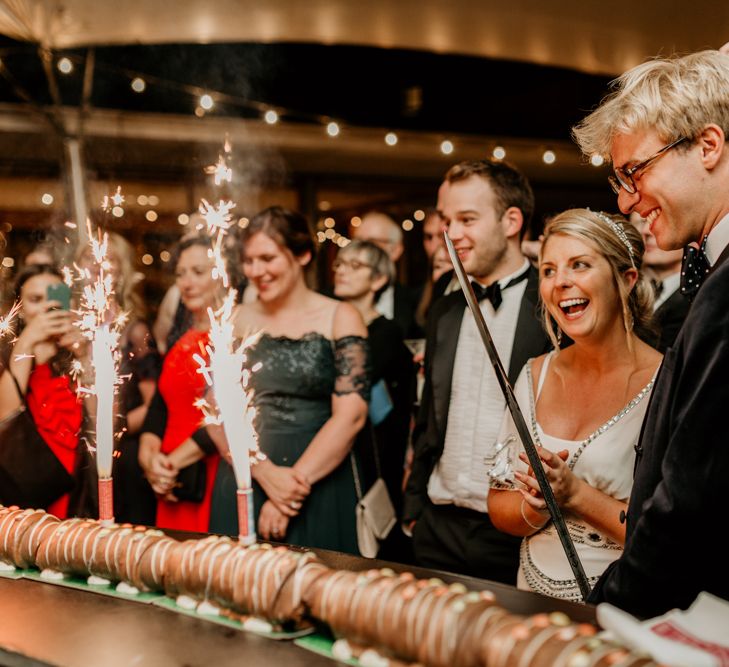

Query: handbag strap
350;420;384;503
350;452;363;502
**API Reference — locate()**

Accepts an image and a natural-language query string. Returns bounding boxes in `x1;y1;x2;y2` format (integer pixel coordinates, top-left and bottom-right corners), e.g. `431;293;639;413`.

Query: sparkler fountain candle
195;148;265;544
74;223;124;525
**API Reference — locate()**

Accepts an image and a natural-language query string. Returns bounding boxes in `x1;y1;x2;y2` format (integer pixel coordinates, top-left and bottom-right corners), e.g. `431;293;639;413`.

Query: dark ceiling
0;38;612;141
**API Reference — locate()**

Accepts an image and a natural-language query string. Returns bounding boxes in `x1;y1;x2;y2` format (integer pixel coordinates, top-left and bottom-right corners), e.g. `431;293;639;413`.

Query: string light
178;213;190;225
413;210;425;221
440;140;454;155
326;122;340;137
200;94;214;111
264;109;279;125
402;219;414;231
542;150;557;165
41;193;54;205
145;211;158;222
57;57;73;74
493;146;506;160
160;251;171;262
385;132;398;146
148;195;160;206
137;195;148;205
324;217;336;228
590;154;605;167
131;77;146;93
350;216;362;227
324;228;336;239
111;206;124;218
141;254;153;265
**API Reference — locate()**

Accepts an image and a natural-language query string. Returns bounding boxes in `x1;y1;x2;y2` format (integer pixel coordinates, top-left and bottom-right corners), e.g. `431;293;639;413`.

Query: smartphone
46;282;72;311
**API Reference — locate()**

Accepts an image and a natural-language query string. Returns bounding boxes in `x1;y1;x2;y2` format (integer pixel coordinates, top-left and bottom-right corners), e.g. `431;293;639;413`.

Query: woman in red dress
138;236;225;532
0;265;85;517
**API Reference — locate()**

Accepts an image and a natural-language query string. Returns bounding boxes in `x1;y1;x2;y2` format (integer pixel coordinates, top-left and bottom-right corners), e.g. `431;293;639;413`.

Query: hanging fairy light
131;77;146;93
543;149;557;165
264;109;279;125
493;146;506;160
326;122;340;137
385;132;398;146
440;140;454;155
200;94;215;111
57;57;73;74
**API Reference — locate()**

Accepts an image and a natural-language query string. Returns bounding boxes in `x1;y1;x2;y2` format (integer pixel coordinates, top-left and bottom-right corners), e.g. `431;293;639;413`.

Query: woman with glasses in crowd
333;240;416;530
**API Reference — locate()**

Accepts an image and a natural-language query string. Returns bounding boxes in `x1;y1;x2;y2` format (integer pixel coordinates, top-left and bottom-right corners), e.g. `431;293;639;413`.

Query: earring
556;326;563;347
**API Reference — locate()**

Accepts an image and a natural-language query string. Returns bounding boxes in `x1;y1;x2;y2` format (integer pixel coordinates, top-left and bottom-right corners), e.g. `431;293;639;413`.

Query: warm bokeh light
141;254;153;265
41;193;54;206
385;132;398;146
264;109;279;125
493;146;506;160
590;154;605;167
131;77;146;93
111;206;124;218
57;57;73;74
402;219;414;231
350;216;362;227
413;210;425;221
440;140;454;155
543;150;557;165
327;122;340;137
145;210;158;222
178;213;190;225
200;94;214;110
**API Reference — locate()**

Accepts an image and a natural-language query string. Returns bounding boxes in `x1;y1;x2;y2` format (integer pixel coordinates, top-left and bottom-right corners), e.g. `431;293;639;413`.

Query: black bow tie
680;238;710;301
471;267;529;311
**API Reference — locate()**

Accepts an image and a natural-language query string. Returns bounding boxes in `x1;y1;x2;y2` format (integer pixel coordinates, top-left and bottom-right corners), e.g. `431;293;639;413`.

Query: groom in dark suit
403;159;551;583
573;49;729;617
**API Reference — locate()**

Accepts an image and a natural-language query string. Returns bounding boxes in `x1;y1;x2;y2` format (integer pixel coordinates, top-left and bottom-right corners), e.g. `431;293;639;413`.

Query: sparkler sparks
204;155;233;186
0;301;21;338
101;186;125;212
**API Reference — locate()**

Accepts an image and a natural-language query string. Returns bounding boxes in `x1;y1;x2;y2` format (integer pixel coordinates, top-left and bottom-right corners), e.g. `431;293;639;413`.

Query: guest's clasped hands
254;460;310;541
515;447;577;514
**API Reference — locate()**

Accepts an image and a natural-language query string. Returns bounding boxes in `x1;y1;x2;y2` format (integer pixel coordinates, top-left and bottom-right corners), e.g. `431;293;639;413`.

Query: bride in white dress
487;208;663;601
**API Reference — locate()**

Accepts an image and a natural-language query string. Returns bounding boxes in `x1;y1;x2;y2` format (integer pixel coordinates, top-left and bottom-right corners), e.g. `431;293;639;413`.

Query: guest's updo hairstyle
242;206;316;263
539;208;654;349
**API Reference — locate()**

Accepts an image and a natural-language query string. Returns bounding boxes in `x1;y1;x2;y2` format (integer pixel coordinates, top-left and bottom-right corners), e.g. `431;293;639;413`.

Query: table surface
0;542;596;667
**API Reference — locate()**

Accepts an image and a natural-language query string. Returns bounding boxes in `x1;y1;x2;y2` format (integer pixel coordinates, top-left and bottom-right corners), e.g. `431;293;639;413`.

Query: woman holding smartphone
0;264;86;517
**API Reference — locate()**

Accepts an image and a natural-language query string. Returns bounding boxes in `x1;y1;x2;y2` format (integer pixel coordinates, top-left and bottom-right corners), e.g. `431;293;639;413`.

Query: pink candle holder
236;487;256;546
98;477;114;525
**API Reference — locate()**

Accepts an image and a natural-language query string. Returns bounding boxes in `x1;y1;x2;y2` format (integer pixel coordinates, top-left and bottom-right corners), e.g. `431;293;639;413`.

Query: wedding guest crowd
1;47;728;623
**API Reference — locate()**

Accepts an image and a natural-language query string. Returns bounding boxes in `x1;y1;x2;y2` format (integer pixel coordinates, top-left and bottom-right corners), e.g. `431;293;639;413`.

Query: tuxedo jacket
403;266;551;523
590;245;729;617
654;288;690;353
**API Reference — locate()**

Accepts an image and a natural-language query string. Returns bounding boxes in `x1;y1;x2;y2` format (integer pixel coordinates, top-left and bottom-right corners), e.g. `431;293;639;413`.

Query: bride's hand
516;447;577;509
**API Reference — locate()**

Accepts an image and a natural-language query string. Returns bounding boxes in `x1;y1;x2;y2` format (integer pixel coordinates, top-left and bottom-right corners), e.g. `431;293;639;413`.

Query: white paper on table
597;592;729;667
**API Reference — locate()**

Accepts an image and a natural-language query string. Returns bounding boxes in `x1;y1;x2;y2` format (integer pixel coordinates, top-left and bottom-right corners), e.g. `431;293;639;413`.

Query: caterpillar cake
0;505;660;667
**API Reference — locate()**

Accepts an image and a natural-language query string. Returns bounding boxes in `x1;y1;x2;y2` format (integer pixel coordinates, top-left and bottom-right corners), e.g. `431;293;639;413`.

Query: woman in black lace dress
209;207;369;554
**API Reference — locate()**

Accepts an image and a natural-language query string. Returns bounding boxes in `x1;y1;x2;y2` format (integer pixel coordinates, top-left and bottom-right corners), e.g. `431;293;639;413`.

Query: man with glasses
573;49;729;617
353;211;421;338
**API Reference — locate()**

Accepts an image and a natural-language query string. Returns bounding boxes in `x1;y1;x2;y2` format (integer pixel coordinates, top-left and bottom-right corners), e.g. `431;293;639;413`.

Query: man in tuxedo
573;49;729;616
630;212;690;352
353;212;421;337
403;159;551;583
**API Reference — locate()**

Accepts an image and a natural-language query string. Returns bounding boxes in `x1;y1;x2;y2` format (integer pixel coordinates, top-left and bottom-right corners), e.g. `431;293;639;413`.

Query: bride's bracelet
520;498;548;531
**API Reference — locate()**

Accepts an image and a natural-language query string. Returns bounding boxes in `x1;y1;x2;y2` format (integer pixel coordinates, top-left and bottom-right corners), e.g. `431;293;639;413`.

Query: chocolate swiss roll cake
35;518;85;573
15;512;61;569
1;508;56;569
269;551;326;624
130;532;178;592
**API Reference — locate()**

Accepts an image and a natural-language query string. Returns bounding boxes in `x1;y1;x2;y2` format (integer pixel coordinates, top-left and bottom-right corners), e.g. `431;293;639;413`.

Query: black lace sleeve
333;335;371;402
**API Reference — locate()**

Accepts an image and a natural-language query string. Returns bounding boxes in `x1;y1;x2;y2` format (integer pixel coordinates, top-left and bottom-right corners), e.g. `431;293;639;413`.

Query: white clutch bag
355;477;397;558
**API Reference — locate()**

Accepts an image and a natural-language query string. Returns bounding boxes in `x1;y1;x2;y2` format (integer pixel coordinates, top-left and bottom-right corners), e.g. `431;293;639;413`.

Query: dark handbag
173;459;207;502
0;370;75;508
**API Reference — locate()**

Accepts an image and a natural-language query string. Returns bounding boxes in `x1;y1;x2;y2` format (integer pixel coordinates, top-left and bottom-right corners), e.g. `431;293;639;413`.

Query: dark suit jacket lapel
508;267;546;385
432;294;465;441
